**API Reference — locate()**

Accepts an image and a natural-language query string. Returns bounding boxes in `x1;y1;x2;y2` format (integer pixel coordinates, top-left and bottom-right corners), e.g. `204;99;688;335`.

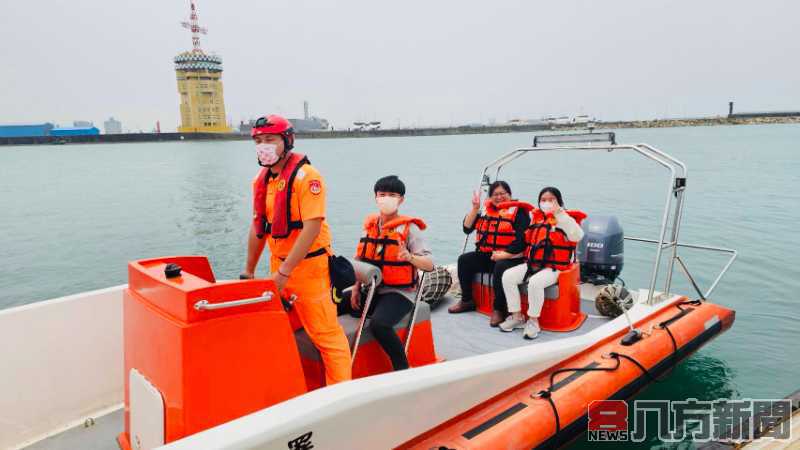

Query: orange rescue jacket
356;214;427;288
474;200;520;253
252;152;309;239
498;201;586;271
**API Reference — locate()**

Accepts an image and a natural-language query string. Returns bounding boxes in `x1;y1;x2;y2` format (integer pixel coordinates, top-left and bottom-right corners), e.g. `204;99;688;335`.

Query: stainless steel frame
350;277;379;365
471;139;737;303
403;271;427;354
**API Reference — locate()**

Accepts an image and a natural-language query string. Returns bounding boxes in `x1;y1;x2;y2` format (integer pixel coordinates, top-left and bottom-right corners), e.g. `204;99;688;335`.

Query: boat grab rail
623;237;738;300
193;291;274;311
463;140;733;304
350;277;378;365
403;271;428;354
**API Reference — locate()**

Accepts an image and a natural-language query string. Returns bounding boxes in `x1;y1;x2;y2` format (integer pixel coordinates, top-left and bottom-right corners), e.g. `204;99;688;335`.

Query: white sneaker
499;315;526;332
523;319;541;340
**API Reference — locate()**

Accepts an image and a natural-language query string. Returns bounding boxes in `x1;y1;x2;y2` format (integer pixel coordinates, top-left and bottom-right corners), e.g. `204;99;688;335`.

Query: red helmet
251;114;295;150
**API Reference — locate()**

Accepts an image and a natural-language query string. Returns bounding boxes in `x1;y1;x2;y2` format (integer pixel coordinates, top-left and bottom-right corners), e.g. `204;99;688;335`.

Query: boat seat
293;301;431;362
472;272;559;298
472;264;586;331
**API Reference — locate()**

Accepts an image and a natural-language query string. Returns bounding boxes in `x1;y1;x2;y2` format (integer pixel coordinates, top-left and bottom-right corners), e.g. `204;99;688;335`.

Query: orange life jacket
499;201;586;271
356;214;427;288
474;200;521;253
252;152;309;239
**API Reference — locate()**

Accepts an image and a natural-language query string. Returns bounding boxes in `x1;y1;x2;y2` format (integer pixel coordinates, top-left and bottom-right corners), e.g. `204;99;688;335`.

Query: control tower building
174;1;231;133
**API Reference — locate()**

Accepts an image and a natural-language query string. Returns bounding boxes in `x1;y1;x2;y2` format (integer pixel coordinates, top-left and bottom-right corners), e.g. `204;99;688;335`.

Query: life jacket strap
265;220;305;236
358;236;400;246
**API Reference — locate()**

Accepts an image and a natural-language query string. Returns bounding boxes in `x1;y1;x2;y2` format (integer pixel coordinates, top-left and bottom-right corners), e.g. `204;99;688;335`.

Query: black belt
278;247;328;261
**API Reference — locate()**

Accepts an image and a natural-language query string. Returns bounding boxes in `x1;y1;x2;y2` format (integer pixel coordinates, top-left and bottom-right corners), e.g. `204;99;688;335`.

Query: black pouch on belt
328;254;356;315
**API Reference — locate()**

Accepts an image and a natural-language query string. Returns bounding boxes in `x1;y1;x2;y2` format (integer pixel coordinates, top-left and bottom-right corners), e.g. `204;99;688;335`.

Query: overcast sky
1;0;798;131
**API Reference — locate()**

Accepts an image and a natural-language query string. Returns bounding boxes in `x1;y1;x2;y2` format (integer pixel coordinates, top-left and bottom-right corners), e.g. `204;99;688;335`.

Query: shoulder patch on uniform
309;179;322;195
296;169;306;180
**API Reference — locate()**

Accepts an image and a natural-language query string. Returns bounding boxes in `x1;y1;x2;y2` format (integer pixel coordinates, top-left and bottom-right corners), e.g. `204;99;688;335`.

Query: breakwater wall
0;123;550;146
557;115;800;131
297;123;550;139
2;116;798;146
0;131;248;147
729;111;800;119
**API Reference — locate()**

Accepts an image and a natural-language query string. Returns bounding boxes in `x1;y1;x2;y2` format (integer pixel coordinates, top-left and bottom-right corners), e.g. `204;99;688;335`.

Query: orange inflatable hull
399;298;735;449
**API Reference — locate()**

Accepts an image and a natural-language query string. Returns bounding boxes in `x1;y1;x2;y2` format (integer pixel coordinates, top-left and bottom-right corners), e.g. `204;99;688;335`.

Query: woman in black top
449;181;530;326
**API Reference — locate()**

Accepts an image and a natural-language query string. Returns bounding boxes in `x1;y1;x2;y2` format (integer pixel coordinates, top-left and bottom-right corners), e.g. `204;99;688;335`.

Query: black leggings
369;292;414;371
457;251;525;313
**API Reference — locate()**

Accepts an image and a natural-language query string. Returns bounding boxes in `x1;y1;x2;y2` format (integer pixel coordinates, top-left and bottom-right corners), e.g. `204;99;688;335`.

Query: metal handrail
623;236;738;299
466;139;734;304
637;143;688;295
403;271;427;354
193;291;274;311
350;277;378;365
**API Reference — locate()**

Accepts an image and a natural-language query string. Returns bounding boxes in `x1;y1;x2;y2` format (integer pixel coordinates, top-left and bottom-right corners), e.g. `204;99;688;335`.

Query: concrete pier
699;390;800;450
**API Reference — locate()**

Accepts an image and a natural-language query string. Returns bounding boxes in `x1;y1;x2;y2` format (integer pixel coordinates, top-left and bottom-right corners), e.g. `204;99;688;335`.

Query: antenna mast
181;0;208;52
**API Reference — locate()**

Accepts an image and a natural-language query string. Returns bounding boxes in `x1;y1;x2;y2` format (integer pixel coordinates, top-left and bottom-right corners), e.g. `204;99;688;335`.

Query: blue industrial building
50;126;100;137
0;123;55;137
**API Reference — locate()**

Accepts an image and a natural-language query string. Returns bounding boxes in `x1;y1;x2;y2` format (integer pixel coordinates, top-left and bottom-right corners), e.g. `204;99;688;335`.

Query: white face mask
255;143;280;166
376;196;400;215
540;201;555;213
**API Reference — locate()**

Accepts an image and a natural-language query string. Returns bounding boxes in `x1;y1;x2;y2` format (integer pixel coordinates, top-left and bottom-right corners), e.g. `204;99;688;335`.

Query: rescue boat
0;132;738;450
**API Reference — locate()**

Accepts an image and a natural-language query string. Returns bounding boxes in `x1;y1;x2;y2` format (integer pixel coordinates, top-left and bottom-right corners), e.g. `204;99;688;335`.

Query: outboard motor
577;215;624;284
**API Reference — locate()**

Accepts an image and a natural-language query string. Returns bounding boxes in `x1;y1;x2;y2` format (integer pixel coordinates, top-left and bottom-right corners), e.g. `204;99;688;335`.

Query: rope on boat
611;352;661;382
652;300;697;379
536;389;560;440
676;298;702;309
533;354;623;435
532;301;695;437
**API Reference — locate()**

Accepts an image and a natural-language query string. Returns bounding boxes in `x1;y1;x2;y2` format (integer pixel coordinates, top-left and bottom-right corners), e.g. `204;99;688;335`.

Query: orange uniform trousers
271;253;352;385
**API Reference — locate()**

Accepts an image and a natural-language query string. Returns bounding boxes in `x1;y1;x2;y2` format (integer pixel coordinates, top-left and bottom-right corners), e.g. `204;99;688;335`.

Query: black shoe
448;301;476;313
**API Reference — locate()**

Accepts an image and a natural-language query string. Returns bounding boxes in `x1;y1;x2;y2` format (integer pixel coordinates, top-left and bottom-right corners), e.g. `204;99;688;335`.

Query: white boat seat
294;301;431;362
473;272;559;298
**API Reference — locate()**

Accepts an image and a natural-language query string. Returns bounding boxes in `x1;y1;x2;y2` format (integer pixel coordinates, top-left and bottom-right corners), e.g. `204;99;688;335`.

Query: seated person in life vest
351;175;434;371
499;187;585;339
449;181;530;327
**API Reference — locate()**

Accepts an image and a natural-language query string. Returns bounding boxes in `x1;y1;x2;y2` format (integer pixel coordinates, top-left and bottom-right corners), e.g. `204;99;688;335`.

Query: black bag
328;254;356;315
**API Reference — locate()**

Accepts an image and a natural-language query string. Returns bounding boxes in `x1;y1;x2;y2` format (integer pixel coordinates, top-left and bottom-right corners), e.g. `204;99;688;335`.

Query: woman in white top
498;187;585;339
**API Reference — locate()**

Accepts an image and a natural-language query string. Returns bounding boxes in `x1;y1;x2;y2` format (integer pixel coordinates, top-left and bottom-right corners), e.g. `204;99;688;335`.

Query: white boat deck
431;292;609;361
22;408;123;450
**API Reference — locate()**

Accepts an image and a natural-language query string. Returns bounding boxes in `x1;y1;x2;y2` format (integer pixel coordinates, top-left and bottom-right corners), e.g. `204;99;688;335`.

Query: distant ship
543;115;596;126
238;116;330;134
353;121;381;131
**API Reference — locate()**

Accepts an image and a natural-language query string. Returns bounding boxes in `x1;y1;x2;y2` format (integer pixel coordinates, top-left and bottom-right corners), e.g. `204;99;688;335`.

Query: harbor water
1;124;798;448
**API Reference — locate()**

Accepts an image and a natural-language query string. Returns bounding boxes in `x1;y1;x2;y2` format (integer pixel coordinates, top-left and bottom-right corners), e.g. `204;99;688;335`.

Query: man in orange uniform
241;114;352;385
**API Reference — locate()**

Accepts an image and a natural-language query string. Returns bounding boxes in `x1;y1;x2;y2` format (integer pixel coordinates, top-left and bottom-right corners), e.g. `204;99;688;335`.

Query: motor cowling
576;215;624;284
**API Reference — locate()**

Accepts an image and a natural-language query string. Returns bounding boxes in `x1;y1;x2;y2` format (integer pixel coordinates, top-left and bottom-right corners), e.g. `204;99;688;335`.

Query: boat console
118;255;438;449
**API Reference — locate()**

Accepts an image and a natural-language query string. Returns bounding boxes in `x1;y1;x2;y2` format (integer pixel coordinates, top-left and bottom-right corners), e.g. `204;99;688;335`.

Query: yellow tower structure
175;1;231;133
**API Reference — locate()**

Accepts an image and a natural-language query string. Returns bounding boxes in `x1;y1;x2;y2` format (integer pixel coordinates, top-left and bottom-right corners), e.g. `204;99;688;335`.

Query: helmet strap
282;133;294;151
263;148;290;170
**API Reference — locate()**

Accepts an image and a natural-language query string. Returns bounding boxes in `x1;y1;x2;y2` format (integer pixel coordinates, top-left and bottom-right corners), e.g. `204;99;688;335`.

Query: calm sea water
1;124;798;448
